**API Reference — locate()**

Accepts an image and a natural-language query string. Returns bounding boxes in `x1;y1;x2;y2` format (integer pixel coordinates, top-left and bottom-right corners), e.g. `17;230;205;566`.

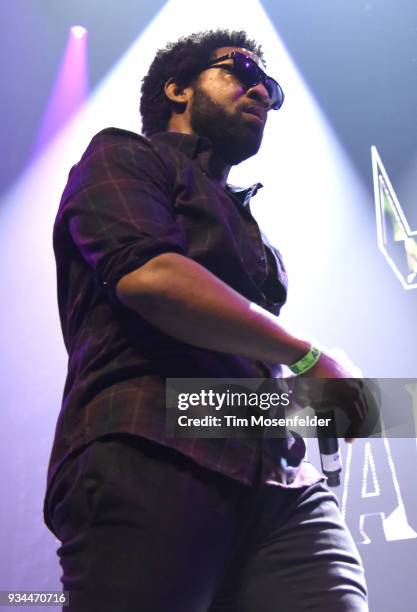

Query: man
44;30;369;611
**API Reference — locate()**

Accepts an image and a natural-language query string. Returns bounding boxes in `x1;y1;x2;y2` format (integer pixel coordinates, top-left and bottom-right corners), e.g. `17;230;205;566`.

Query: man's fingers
343;418;362;442
354;399;366;421
289;377;382;439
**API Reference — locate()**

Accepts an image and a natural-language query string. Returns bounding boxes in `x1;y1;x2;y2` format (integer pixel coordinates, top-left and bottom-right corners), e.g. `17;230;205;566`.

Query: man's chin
225;133;263;165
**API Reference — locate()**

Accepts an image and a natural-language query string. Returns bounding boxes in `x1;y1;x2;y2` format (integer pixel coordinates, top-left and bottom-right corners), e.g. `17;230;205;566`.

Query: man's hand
307;349;363;379
292;350;376;443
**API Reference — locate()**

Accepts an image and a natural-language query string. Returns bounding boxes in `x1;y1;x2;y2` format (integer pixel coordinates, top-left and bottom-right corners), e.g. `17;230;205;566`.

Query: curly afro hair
140;29;264;137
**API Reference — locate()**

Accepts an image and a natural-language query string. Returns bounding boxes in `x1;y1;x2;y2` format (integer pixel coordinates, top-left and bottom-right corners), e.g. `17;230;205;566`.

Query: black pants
46;435;368;611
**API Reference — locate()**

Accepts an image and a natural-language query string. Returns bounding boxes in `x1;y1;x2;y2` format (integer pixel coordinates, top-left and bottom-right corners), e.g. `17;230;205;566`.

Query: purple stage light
31;27;89;156
71;25;87;39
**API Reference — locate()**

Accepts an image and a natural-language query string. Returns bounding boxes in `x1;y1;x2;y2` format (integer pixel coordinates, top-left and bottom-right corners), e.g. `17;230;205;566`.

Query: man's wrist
288;345;321;375
277;338;311;367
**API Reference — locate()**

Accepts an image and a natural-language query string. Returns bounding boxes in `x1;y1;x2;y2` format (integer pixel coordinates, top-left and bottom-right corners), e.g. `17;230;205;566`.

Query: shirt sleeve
55;131;187;302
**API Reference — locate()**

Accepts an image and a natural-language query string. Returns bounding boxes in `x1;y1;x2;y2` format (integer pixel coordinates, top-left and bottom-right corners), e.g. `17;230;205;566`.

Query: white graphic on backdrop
342;439;417;544
362;442;380;498
372;145;417;289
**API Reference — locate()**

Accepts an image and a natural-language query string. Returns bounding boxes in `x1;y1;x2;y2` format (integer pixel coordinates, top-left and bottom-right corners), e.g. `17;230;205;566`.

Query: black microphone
317;410;341;487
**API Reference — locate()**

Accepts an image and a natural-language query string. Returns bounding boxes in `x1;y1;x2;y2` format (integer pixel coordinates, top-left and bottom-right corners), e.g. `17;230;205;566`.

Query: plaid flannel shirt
45;128;322;531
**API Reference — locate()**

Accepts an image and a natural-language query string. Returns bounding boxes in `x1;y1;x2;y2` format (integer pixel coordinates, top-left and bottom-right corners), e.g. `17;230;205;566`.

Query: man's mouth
241;105;267;124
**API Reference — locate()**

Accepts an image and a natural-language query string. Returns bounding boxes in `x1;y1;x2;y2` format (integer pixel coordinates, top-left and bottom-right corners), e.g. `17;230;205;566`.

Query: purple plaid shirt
45;128;322;529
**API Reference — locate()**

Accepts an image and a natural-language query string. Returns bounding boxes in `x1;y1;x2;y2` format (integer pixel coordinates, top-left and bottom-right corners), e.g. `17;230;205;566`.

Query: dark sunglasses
205;51;284;110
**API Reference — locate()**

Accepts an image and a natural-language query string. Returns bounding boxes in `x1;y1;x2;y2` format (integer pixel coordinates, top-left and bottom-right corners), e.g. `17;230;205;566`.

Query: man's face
189;46;271;165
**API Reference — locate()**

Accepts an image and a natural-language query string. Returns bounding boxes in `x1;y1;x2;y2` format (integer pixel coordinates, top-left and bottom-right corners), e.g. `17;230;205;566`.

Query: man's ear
164;78;193;106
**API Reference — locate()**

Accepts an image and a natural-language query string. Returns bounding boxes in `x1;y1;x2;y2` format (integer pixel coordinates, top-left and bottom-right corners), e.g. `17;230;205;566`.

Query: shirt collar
226;182;263;207
150;131;211;160
150;131;263;207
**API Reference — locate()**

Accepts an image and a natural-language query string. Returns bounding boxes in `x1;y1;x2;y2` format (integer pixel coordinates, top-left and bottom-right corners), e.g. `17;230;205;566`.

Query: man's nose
246;82;271;109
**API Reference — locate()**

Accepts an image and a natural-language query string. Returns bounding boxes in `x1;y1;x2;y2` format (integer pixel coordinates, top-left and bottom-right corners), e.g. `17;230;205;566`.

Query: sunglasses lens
234;56;259;87
234;54;284;110
265;77;284;110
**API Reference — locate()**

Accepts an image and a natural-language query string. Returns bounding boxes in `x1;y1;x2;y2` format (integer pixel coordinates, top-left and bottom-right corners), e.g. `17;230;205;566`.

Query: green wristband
288;345;321;375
